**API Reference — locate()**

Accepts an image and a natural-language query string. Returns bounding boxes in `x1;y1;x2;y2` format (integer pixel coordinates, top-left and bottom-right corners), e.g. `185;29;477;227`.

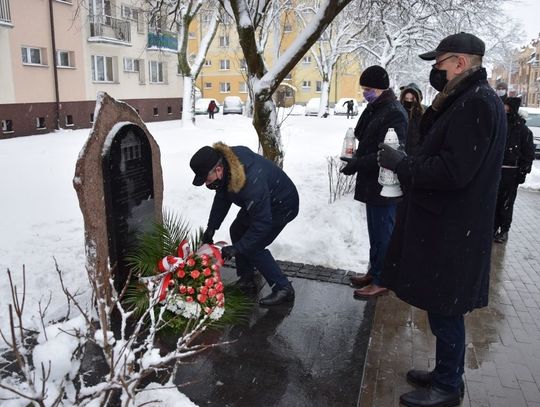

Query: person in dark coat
377;33;506;407
493;97;535;243
340;65;408;298
399;83;425;155
190;143;299;306
207;100;217;119
343;99;355;119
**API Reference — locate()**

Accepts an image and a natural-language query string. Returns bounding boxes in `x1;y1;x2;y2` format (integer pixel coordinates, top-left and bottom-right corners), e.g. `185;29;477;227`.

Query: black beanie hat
360;65;389;90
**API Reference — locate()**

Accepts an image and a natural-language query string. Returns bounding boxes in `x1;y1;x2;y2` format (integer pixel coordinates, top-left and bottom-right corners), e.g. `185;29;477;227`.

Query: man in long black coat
190;143;299;306
378;33;506;407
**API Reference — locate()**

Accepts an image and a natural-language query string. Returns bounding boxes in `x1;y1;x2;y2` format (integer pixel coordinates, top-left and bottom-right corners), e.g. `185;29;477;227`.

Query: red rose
177;270;186;278
197;294;208;303
179;285;187;294
215;282;224;292
201;260;208;267
208;289;217;298
200;286;209;295
187;258;196;267
205;278;214;287
191;270;201;279
203;268;212;276
211;264;219;271
185;296;194;302
216;293;224;301
187;286;195;295
201;254;209;261
217;300;224;307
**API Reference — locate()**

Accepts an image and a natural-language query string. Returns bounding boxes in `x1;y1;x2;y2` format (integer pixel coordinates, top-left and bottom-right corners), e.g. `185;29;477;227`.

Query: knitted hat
190;146;221;186
360;65;389;90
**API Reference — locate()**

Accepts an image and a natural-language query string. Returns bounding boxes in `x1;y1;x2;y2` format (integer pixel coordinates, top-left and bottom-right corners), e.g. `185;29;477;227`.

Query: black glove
340;157;358;175
202;228;215;244
221;245;237;260
377;143;406;171
517;171;527;184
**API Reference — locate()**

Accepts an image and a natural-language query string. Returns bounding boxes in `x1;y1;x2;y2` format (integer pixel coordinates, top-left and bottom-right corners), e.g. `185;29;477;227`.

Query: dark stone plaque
103;124;155;291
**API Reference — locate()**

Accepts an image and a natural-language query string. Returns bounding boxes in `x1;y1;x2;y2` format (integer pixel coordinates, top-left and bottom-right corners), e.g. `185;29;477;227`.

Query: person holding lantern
189;142;299;306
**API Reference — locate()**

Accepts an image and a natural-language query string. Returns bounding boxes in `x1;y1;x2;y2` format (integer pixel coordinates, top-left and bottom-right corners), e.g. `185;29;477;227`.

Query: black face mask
205;178;223;190
403;101;414;109
429;68;448;92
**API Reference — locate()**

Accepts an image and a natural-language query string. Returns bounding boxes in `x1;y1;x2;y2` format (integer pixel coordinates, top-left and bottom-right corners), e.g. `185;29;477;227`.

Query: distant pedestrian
340;65;407;298
343;99;355;119
378;32;506;407
495;81;508;99
493;96;535;243
399;83;424;155
208;100;217;119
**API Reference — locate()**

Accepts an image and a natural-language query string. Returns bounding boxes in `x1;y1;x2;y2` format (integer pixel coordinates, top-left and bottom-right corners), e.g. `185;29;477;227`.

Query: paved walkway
359;189;540;407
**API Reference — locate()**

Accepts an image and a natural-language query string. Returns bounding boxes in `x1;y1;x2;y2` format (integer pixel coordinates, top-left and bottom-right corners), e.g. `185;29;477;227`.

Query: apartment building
190;11;363;107
0;0;184;139
491;35;540;107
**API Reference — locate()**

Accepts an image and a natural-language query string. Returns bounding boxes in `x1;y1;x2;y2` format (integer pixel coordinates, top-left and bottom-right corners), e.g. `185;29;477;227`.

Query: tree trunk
253;97;283;167
182;75;195;125
318;76;331;117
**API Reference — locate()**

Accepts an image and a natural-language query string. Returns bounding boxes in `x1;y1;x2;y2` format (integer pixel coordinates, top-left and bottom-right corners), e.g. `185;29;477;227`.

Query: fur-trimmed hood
213;142;246;193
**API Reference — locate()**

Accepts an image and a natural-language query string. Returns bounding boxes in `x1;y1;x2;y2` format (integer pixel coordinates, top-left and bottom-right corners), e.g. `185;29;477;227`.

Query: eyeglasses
432;55;458;69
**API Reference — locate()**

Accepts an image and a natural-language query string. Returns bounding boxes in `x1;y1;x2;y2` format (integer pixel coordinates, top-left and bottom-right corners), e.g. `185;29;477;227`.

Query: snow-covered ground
1;112;540;337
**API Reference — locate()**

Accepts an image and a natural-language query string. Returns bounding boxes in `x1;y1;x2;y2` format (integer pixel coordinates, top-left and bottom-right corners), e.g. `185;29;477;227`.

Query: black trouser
494;168;519;233
209;111;214;119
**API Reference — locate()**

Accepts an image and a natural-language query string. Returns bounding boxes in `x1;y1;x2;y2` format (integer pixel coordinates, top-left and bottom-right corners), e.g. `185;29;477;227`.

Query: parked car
333;98;359;116
195;98;220;115
222;96;244;115
304;98;321;116
522;107;540;159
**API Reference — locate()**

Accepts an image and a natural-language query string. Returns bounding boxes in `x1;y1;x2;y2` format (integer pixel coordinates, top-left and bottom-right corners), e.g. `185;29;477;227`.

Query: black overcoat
380;68;507;315
352;89;408;205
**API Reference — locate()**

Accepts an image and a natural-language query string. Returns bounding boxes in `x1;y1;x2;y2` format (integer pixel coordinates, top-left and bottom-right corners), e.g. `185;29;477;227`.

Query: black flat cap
419;32;485;61
190;146;221;186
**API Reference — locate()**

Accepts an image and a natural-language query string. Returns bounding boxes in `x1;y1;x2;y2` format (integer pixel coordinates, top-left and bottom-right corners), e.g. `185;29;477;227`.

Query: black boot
259;285;295;306
407;370;464;398
494;230;508;243
400;386;461;407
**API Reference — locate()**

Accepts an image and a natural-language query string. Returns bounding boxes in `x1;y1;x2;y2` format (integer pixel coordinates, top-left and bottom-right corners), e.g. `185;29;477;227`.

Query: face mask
429;68;448;92
205;178;223;190
403;101;414;109
363;89;378;103
496;89;507;97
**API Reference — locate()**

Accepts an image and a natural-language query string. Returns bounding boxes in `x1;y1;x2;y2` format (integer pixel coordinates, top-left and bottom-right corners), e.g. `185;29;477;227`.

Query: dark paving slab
174;266;374;407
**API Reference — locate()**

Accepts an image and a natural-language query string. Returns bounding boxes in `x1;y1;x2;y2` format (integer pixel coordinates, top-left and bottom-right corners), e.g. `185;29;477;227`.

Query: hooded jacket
207;143;299;254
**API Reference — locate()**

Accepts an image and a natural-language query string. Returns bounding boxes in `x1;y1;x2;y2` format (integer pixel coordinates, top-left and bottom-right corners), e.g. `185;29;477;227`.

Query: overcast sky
503;0;540;43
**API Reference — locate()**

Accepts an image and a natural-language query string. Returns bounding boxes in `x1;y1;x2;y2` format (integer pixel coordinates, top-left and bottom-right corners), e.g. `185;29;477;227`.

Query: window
302;56;312;64
219;35;229;47
204;82;212;89
65;115;74;126
284;24;292;33
149;61;164;83
239;82;248;93
36;117;46;129
90;113;94;123
219;82;231;93
285;87;293;98
91;55;114;82
204;59;212;66
240;59;247;71
21;47;44;65
202;14;211;23
121;5;138;21
57;51;74;68
302;80;311;89
220;59;230;70
316;81;322;92
167;106;172;115
153;107;159;116
123;57;140;72
1;119;13;132
188;31;196;39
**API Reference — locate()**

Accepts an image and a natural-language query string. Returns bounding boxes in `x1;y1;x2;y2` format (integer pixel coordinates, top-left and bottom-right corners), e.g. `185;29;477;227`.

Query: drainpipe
48;0;60;130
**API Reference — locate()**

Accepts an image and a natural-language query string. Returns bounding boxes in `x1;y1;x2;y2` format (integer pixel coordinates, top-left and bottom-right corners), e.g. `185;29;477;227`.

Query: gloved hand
202;228;215;244
517;171;527;184
377;143;406;171
221;245;237;260
340;157;358;175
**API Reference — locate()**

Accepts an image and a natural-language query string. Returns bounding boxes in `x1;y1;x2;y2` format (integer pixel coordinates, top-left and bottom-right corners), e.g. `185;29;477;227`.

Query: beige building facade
0;0;184;138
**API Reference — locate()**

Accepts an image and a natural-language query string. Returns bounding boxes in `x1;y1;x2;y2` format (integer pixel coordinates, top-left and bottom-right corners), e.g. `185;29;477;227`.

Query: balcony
0;0;12;26
88;14;131;45
147;29;178;52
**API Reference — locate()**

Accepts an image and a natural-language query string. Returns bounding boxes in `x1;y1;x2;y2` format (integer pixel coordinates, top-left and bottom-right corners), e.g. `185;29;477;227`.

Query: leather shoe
350;273;373;288
400;386;461;407
353;284;388;299
259;285;295;306
407;370;465;398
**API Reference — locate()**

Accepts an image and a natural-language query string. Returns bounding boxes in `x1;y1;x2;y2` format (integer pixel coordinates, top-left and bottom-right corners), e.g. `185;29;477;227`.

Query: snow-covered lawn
1;112;539;336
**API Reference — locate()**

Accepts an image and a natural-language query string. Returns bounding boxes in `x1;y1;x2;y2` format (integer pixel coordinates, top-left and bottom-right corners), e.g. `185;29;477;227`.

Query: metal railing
147;29;178;51
0;0;11;24
89;14;131;43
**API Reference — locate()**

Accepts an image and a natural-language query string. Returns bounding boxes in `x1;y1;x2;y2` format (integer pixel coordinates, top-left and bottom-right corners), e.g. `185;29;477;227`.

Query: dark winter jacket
351;89;408;205
380;68;507;316
400;86;424;155
501;110;535;178
207;143;299;254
